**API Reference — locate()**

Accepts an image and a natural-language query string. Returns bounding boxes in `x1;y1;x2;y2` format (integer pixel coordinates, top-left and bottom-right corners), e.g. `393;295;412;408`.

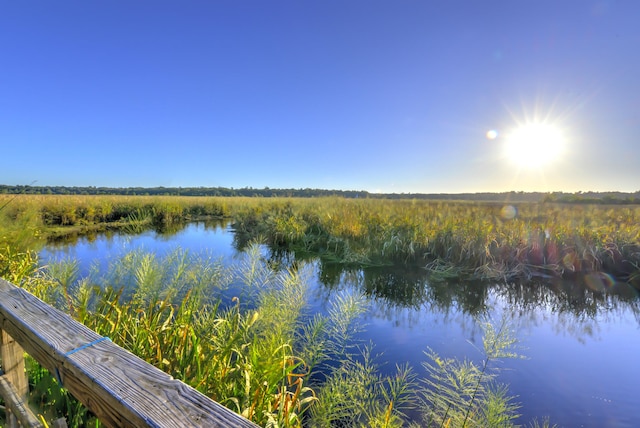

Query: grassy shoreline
6;246;529;427
3;194;631;426
230;197;640;286
3;194;639;287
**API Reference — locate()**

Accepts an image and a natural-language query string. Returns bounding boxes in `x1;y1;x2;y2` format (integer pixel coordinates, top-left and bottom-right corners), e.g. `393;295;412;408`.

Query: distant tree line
0;185;370;198
543;191;640;205
1;185;639;204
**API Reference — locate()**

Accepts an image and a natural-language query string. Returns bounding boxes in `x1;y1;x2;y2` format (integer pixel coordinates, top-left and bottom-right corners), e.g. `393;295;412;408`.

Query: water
40;222;640;427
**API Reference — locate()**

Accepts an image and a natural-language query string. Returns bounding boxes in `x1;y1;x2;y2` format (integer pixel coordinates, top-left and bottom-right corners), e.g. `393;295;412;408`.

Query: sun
504;122;566;169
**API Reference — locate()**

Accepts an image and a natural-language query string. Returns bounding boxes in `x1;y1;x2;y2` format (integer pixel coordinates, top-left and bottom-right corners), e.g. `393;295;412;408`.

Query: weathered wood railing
0;278;258;427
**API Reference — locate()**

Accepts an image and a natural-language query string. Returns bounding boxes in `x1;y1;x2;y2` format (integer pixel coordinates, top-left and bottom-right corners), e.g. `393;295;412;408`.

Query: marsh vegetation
3;245;527;427
4;194;640;284
2;194;639;427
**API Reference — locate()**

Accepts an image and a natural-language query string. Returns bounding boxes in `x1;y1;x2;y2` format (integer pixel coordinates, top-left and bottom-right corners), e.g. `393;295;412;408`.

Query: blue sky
2;1;638;193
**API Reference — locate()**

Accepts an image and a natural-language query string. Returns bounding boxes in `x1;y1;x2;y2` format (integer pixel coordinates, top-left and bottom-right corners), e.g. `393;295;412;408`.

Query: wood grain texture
0;278;258;428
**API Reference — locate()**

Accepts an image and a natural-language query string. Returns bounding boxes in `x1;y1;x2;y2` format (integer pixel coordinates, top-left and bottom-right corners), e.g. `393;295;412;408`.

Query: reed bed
3;194;639;284
11;248;529;428
0;194;238;232
0;196;567;427
231;198;640;285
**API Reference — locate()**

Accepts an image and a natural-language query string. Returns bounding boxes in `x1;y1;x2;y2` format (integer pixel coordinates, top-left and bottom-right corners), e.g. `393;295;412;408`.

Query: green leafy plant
420;316;523;427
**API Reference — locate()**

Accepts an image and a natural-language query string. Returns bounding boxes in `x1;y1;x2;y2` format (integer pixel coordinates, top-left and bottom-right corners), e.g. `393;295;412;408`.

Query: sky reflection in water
41;222;640;428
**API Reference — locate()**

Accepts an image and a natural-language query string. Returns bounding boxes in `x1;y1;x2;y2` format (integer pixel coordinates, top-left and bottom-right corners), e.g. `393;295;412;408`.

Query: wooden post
1;329;29;428
0;374;44;427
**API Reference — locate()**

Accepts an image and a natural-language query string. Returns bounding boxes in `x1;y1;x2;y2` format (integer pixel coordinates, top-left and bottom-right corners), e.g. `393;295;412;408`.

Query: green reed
8;193;639;285
15;246;358;427
4;247;550;427
420;316;523;427
0;194;240;238
231;198;640;284
0;196;570;427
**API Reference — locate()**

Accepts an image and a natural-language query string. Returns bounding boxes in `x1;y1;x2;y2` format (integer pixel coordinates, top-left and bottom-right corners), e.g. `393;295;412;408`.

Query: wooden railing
0;278;258;428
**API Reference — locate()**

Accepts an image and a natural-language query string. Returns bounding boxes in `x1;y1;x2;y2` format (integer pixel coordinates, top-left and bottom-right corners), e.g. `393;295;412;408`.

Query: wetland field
2;194;640;427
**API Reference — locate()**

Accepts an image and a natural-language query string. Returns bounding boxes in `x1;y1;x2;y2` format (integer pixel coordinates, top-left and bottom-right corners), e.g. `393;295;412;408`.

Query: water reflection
46;218;229;247
40;222;640;427
50;221;639;336
256;239;640;326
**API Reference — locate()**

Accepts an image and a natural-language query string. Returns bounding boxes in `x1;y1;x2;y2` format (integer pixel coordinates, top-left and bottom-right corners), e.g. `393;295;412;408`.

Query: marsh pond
41;221;640;427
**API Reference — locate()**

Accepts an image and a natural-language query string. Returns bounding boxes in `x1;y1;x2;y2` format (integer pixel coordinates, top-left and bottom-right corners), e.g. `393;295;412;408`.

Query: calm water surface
41;222;640;427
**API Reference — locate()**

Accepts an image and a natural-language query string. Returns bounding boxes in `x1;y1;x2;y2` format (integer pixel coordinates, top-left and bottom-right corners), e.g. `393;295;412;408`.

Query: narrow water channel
40;221;640;427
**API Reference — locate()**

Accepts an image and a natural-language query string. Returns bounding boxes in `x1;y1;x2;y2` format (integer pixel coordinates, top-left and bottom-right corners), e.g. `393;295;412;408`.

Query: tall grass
420;317;523;427
15;245;365;426
5;194;639;285
0;195;572;426
231;198;640;284
11;246;539;427
0;194;236;238
0;196;47;287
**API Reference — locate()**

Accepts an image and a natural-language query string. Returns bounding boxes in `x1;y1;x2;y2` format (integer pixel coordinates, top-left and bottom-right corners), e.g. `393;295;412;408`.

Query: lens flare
500;205;517;220
584;272;615;292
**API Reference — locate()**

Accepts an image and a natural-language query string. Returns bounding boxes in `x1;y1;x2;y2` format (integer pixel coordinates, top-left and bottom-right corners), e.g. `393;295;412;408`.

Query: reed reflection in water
41;222;640;428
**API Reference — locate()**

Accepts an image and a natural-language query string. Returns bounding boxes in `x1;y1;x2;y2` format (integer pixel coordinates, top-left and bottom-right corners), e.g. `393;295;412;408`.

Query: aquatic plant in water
2;218;551;427
420;316;523;427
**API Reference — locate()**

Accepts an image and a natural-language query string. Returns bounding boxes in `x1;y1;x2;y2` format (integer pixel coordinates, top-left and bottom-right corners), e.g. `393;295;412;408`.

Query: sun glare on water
504;123;566;169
